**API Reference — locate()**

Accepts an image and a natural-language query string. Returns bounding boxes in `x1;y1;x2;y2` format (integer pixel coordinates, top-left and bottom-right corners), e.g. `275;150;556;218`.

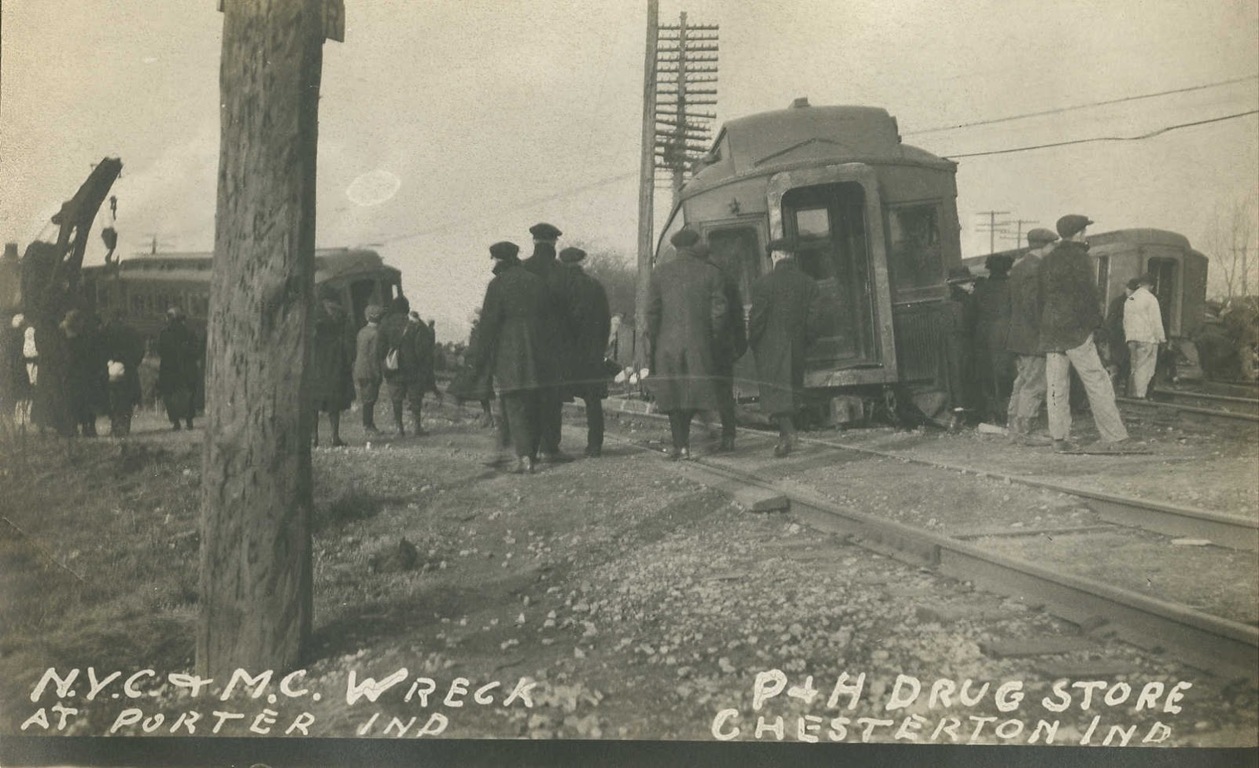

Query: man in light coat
1123;273;1166;399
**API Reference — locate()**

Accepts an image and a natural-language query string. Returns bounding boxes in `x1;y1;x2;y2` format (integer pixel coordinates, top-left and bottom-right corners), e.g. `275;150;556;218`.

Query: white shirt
1123;286;1166;344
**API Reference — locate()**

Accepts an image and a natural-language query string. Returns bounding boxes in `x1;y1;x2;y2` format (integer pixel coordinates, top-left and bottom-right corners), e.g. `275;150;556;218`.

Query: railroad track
577;406;1259;682
1117;389;1259;423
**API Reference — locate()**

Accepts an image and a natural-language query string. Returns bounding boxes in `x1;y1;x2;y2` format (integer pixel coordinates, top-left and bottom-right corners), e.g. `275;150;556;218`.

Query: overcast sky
2;0;1256;340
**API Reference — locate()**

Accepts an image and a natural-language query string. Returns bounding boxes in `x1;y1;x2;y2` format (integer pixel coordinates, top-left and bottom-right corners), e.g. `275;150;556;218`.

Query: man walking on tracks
1005;228;1057;445
703;240;747;452
522;222;572;463
557;246;612;458
1124;273;1166;399
646;227;728;460
748;237;818;458
473;241;552;474
1039;215;1129;452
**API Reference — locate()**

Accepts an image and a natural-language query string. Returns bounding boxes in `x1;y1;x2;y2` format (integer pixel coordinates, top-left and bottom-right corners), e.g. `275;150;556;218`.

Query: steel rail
1116;395;1259;423
594;402;1259;551
674;456;1259;684
585;415;1259;683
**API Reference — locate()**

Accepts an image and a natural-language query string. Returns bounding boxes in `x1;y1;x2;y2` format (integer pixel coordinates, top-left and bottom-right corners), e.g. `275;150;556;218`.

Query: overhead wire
373;170;637;245
906;74;1259;136
943;109;1259;159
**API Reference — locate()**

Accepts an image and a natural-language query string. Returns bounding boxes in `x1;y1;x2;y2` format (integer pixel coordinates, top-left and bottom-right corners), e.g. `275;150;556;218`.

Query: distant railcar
962;228;1208;341
653;99;964;418
79;248;402;341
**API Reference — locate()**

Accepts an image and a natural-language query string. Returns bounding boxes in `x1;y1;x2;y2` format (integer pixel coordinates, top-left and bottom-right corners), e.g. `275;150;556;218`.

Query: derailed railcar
653;99;963;421
80;247;403;342
963;228;1208;341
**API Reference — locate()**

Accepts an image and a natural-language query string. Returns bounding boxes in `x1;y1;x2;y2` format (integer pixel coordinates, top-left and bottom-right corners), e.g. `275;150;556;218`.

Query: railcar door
767;164;897;386
1147;257;1177;336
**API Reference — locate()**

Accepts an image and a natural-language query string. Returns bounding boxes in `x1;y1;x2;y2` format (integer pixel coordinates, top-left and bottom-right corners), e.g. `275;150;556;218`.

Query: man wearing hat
157;305;200;431
557;246;612;457
522;222;572;462
1123;272;1166;399
748;236;818;457
353;303;384;433
701;240;747;452
1004;228;1058;444
472;241;553;473
944;265;980;423
1038;215;1129;451
646;226;728;459
973;252;1016;425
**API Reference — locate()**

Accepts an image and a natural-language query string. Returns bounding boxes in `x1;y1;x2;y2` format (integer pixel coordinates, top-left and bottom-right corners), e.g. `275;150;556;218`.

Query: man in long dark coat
157;306;199;431
473;241;553;473
702;241;747;452
310;285;355;446
973;253;1015;425
646;227;727;460
521;222;571;462
557;246;612;457
748;237;818;457
1038;214;1129;451
101;311;144;437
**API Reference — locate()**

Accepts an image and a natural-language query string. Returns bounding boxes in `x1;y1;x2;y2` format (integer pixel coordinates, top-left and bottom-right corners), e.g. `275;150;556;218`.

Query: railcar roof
689;104;954;192
84;248;397;281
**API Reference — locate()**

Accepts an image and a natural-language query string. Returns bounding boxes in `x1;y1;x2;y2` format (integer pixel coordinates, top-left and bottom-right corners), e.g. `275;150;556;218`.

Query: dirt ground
0;402;1256;747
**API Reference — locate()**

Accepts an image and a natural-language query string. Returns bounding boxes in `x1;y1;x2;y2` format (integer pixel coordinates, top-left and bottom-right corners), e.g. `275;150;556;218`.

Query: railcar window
707;227;762;303
795;208;830;239
886;204;942;296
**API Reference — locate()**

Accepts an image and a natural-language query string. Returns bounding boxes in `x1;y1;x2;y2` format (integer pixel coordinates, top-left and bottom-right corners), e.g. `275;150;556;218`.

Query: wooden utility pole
655;12;718;204
634;0;659;369
199;0;337;677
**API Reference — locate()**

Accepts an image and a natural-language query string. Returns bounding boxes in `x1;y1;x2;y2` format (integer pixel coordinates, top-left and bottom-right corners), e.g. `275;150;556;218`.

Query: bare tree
1203;193;1259;300
198;0;326;677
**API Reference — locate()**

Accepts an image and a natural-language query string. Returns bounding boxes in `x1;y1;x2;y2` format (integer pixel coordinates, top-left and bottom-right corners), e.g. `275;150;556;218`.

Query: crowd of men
0;307;186;438
949;214;1165;452
451;223;613;474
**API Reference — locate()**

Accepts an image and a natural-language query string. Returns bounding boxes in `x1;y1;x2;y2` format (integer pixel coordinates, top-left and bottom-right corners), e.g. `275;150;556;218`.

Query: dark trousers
501;390;540;459
667;409;697;450
715;376;737;439
537;385;563;454
580;395;604;452
163;388;193;427
776;414;796;442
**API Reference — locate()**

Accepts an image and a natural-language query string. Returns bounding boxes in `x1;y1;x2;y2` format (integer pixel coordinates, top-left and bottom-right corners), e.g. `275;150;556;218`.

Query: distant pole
634;0;659;369
976;210;1011;254
199;0;334;677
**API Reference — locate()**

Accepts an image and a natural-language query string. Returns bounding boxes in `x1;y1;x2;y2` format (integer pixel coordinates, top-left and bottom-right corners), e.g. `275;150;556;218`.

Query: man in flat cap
522;222;572;462
1123;272;1166;399
556;246;612;457
1004;228;1058;444
748;236;818;457
157;305;200;431
472;241;552;473
647;226;728;459
1038;215;1129;451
